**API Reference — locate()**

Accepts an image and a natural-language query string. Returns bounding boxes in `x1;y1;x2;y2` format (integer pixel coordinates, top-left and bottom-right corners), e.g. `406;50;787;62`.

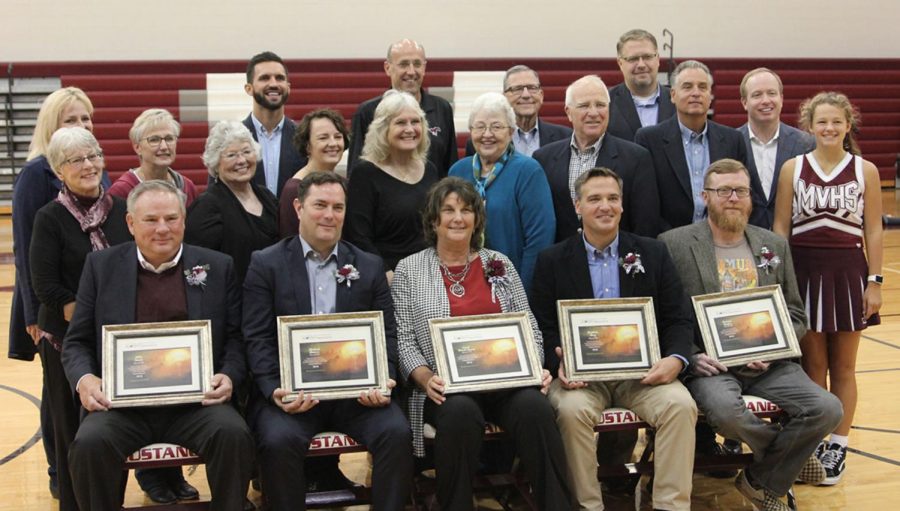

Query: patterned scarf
55;185;113;251
471;143;515;200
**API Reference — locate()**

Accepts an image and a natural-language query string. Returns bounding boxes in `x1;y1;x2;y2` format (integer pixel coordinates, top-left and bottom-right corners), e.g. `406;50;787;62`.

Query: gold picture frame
428;312;543;394
102;320;213;408
278;311;390;402
692;285;801;367
557;298;661;381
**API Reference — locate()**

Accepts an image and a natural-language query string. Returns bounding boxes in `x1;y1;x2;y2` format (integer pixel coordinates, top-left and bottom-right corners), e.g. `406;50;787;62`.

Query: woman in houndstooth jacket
392;177;573;511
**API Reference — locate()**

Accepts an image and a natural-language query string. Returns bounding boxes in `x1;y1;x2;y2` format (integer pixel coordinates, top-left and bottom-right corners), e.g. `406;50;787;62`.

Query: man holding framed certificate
61;181;254;511
531;167;698;511
242;171;412;510
660;159;842;510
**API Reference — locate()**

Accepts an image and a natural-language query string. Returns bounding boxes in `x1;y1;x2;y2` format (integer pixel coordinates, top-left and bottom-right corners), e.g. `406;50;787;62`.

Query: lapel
562;236;594;299
244;115;267;188
595;135;618;167
116;244;139;324
614;86;644;136
548;142;573;193
661;119;692;198
180;245;204;321
771;123;798;203
616;232;636;298
744;228;778;287
707;122;729;163
688;223;723;293
334;241;357;313
286;237;313;314
278;119;296;191
658;87;676;122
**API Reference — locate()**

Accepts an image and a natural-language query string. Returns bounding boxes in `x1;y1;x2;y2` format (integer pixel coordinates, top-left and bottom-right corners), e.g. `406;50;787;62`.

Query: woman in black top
345;90;439;281
186;121;279;284
30;127;131;511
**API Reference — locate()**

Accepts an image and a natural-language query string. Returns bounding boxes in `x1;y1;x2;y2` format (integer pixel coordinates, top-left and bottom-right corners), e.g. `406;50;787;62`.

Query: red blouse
441;255;503;317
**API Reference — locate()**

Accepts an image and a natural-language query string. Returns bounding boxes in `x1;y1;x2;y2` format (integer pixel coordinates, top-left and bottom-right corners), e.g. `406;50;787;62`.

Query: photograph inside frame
557;298;660;382
429;312;543;393
278;311;390;402
693;285;800;367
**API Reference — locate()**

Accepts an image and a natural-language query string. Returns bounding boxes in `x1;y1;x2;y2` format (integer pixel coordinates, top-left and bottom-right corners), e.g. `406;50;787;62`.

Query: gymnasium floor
1;191;898;510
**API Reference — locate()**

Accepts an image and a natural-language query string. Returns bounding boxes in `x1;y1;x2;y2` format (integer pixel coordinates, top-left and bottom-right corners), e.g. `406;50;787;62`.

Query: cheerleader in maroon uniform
773;92;883;485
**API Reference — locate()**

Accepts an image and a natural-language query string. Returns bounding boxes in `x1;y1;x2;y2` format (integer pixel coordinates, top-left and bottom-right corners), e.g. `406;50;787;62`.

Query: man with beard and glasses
660;159;842;511
241;51;307;197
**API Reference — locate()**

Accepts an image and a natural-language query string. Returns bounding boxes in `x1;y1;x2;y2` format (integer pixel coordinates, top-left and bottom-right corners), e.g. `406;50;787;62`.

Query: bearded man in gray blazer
659;159;841;510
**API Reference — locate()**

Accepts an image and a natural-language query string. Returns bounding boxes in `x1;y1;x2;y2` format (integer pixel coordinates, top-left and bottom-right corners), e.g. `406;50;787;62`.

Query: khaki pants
548;378;697;511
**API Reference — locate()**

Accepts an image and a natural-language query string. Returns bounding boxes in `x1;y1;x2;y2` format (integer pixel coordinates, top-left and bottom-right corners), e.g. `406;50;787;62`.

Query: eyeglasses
620;53;658;64
222;149;255;161
704;187;751;198
64;152;103;166
470;123;510;135
144;135;178;147
504;84;542;95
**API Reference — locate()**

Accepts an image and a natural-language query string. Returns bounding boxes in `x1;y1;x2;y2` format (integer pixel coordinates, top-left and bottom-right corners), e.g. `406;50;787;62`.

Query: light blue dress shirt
584;234;620;299
513;123;541;157
299;236;339;315
678;119;710;223
250;114;286;196
631;86;661;128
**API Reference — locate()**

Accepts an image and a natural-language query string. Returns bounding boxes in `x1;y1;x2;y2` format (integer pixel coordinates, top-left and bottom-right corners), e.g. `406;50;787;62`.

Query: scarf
55;185;113;251
471;143;515;200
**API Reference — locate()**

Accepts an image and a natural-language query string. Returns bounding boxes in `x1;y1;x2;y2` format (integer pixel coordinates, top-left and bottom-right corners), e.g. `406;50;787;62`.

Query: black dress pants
39;339;79;510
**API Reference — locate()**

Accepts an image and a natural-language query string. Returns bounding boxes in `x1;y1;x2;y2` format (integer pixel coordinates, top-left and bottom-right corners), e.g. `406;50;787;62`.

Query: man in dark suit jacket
659;159;842;504
347;39;457;178
241;51;306;197
531;167;696;510
465;65;571;157
61;181;254;511
635;59;750;232
607;29;676;141
738;68;815;229
242;171;412;510
533;74;659;241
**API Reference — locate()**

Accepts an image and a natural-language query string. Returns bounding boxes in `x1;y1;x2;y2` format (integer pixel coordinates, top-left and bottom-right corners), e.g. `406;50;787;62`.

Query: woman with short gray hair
185;121;278;283
109;108;198;206
449;92;555;293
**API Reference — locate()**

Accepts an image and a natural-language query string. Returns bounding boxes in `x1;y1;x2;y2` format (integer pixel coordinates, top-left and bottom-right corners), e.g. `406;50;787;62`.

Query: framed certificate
428;312;543;393
278;311;390;402
102;320;213;407
557;298;660;381
692;285;801;367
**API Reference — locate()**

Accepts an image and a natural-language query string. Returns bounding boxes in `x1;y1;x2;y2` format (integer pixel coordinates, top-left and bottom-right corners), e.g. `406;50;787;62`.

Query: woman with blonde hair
773;91;883;485
9;86;110;498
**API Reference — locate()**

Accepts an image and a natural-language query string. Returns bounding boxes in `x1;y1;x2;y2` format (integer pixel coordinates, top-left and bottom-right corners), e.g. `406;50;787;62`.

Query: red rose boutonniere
184;264;210;287
757;246;781;274
485;254;511;303
335;264;360;287
620;252;645;277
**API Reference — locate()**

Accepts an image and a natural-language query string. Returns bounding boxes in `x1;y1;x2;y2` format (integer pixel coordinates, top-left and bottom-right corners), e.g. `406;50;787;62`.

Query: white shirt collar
137;244;184;273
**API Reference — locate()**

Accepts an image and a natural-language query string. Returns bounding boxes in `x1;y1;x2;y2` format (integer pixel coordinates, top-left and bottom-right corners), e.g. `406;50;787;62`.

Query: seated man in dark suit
660;159;841;510
532;167;697;511
608;29;676;141
62;181;254;511
635;60;751;232
465;65;572;157
242;171;412;510
533;75;659;241
347;39;457;178
241;51;307;197
738;68;815;229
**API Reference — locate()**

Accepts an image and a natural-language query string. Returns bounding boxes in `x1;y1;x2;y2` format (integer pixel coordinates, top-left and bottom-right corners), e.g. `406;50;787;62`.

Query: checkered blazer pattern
392;247;543;457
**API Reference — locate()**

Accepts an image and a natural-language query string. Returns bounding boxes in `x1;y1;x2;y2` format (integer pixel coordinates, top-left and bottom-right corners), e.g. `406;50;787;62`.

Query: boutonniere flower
184;264;210;287
485;254;511;303
335;264;360;287
757;246;781;274
620;252;645;277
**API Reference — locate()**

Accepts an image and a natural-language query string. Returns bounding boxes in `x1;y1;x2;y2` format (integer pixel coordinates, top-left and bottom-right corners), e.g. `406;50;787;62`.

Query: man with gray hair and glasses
465;65;572;157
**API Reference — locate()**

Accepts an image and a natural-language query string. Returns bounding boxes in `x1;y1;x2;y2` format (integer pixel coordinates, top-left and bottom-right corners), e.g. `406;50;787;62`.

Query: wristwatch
867;274;884;285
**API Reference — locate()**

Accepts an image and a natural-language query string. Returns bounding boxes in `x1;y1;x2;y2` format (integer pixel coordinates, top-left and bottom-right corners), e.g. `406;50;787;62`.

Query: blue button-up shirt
512;123;541;157
299;236;339;315
632;86;661;128
584;234;620;299
250;114;285;196
678;119;710;223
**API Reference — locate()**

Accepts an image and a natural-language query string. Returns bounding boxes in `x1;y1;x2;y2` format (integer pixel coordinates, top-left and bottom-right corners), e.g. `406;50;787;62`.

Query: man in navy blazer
635;60;751;232
62;181;254;511
465;65;572;157
241;51;306;197
738;68;815;229
242;171;412;510
531;167;696;510
533;75;660;241
607;29;676;142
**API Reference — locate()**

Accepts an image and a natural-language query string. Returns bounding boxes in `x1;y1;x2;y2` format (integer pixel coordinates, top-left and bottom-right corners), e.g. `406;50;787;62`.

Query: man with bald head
465;65;572;157
533;74;660;241
347;39;457;177
608;29;676;141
